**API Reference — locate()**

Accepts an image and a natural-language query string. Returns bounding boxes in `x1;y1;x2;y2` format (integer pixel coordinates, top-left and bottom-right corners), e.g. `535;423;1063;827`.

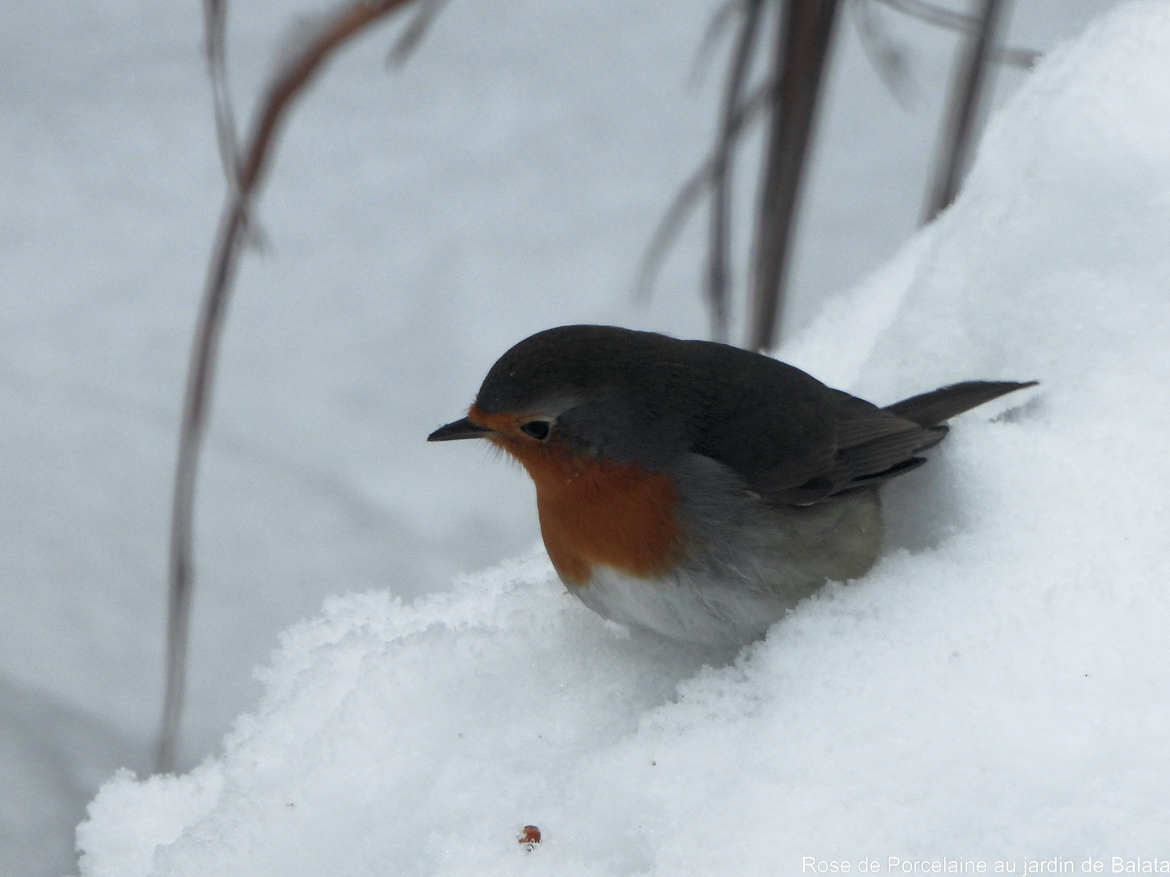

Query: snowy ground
0;1;1133;875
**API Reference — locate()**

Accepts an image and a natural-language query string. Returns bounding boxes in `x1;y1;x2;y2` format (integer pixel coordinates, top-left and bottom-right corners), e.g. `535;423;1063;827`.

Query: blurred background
0;1;1114;873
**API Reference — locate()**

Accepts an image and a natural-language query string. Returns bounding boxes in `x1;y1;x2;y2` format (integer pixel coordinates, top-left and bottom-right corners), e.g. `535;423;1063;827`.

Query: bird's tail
885;380;1037;427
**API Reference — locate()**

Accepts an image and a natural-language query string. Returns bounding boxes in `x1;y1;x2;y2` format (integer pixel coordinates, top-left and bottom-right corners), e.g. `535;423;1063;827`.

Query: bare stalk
920;0;1010;223
706;0;765;341
157;0;418;775
746;0;838;352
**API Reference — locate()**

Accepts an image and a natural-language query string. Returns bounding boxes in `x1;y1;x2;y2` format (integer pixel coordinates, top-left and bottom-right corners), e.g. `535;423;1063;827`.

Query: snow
65;1;1170;874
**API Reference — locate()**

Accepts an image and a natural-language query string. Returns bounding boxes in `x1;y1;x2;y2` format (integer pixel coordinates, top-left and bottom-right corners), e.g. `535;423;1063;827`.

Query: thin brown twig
242;3;415;192
706;0;765;341
158;0;418;775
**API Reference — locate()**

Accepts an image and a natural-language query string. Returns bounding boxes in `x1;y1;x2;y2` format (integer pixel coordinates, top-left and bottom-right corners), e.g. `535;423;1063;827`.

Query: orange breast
484;428;681;586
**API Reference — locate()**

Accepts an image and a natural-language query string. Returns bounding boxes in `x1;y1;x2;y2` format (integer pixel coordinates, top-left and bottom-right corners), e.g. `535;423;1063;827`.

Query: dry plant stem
920;0;1009;224
707;0;765;341
747;0;838;352
158;0;417;775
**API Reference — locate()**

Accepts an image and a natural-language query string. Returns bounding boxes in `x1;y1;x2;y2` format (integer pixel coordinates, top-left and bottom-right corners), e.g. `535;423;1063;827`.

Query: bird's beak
427;416;491;442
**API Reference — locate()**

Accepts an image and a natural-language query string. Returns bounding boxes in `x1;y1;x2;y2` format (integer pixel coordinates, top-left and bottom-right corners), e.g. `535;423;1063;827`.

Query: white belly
571;563;787;645
568;488;883;645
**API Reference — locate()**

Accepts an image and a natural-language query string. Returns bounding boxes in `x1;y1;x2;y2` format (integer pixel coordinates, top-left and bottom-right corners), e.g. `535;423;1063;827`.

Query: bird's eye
520;420;551;440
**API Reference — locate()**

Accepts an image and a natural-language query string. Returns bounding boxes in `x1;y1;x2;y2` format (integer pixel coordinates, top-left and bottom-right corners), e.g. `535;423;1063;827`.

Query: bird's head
427;325;698;471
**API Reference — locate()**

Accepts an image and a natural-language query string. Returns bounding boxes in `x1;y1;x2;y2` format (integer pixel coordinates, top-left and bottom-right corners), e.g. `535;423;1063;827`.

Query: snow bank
77;3;1170;874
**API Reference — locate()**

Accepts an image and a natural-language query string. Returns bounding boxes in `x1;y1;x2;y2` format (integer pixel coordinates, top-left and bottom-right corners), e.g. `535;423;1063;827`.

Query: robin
429;325;1035;645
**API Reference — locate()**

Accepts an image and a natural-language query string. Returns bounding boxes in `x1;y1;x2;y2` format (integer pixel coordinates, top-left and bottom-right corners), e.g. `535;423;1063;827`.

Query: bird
428;325;1035;646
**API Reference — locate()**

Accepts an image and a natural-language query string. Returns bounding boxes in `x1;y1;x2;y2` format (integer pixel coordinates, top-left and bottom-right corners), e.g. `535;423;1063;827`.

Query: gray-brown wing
750;401;945;506
747;380;1035;506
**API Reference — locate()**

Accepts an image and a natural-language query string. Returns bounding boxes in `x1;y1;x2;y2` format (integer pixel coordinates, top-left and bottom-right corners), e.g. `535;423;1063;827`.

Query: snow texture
75;2;1170;874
